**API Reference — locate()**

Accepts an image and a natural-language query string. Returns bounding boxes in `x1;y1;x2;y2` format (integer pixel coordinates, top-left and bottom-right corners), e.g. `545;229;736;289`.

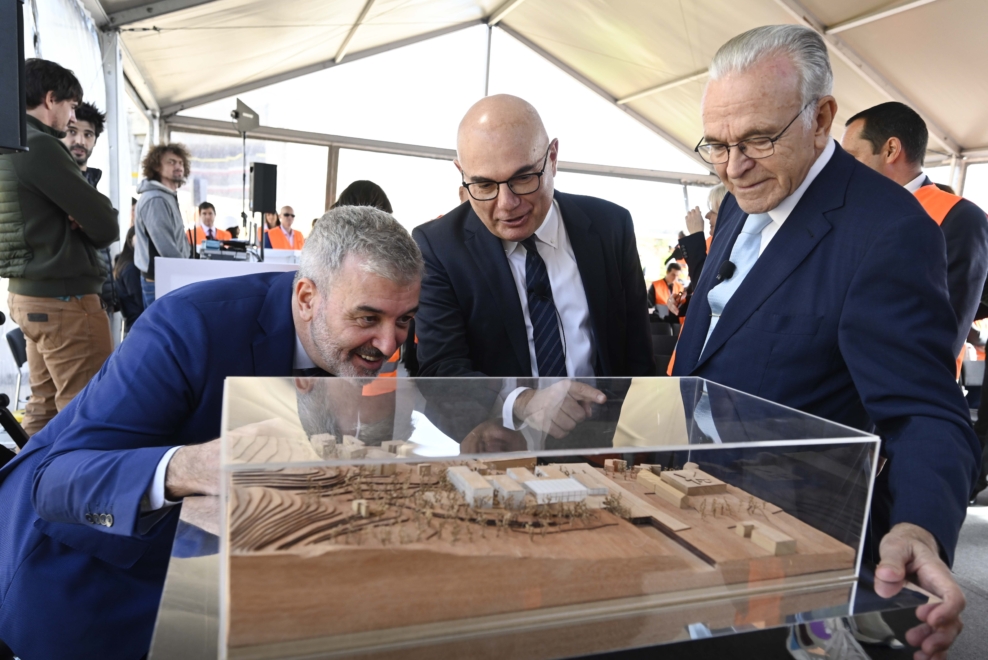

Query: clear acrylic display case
149;376;929;660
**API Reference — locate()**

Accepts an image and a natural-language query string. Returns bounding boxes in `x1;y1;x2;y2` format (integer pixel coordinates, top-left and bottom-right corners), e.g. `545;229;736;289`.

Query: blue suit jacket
672;145;980;563
412;190;655;378
0;271;297;660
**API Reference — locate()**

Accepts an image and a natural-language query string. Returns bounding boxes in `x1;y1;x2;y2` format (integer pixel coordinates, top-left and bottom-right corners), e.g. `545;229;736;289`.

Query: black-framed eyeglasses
694;102;813;165
461;146;551;202
281;213;295;217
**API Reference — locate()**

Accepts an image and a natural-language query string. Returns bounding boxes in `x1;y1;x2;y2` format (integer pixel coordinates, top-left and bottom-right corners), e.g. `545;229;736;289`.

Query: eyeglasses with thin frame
461;146;552;202
694;102;814;165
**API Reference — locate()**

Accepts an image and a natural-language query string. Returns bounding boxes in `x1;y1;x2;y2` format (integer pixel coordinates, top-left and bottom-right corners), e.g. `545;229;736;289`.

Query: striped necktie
522;236;566;377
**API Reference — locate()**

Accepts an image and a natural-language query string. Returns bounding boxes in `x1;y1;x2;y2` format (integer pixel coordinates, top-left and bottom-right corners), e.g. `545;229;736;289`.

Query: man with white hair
672;25;978;658
0;206;422;659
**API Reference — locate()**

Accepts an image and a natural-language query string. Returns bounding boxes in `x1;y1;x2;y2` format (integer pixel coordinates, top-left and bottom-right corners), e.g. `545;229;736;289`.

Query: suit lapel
677;201;746;373
556;192;611;375
463;210;531;373
251;272;296;376
691;146;854;372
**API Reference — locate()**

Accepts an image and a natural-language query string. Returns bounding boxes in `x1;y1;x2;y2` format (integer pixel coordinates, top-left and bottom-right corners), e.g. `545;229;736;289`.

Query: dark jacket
0;271;297;659
412;191;655;378
916;176;988;357
0;115;118;296
116;261;144;332
672;144;980;565
83;166;119;312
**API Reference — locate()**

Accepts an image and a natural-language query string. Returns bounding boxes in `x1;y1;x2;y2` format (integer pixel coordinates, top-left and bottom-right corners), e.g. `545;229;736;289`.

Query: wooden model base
225;461;855;650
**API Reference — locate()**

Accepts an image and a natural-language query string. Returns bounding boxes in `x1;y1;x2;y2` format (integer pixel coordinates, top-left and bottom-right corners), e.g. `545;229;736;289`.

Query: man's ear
884;137;904;165
294;277;318;321
813;96;837;146
44;90;57;110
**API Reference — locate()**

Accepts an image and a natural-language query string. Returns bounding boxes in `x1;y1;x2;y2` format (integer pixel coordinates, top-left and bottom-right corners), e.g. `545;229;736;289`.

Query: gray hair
707;184;727;213
297;205;423;288
709;25;832;125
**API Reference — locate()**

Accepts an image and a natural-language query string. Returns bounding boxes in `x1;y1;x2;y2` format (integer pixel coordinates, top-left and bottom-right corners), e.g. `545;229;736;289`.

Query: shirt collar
502;199;560;256
903;172;928;194
281;225;293;237
293;332;316;370
766;138;836;226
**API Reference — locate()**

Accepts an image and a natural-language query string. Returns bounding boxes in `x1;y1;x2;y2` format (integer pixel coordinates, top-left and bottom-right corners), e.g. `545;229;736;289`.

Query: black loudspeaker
250;162;277;214
0;0;28;154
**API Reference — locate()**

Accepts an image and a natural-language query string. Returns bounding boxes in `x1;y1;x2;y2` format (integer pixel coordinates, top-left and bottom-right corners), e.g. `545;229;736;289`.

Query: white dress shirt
279;225;298;248
758;138;836;254
144;331;314;512
500;200;596;428
904;172;928;194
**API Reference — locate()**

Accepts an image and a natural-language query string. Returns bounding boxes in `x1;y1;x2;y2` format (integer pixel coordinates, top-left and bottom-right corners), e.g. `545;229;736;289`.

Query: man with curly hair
135;143;192;307
0;59;118;436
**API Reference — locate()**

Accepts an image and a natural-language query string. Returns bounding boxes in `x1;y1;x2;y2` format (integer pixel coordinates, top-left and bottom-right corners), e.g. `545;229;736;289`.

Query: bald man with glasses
412;95;654;440
264;206;305;250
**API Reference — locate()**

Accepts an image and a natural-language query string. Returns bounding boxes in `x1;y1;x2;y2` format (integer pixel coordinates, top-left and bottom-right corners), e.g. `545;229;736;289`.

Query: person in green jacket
0;59;119;436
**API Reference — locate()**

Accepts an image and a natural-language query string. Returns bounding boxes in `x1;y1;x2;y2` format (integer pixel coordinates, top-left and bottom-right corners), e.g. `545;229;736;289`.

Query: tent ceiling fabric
99;0;987;157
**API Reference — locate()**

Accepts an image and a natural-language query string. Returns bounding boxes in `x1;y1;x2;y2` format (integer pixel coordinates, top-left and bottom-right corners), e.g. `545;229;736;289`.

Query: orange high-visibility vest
652;278;683;307
266;227;305;250
915;183;968;378
914;184;963;226
187;226;231;245
361;350;401;396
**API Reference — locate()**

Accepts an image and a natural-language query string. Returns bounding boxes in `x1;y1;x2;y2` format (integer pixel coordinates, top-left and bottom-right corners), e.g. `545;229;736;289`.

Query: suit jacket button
84;513;92;523
98;514;107;526
105;514;113;527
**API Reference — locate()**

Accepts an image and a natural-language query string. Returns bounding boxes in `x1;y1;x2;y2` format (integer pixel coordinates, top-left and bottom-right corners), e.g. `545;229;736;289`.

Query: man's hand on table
875;522;965;660
164;438;222;500
512;381;606;439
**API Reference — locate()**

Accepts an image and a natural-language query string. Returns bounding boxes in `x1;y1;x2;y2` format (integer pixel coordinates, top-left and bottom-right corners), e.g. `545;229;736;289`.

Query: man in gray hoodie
135;144;192;307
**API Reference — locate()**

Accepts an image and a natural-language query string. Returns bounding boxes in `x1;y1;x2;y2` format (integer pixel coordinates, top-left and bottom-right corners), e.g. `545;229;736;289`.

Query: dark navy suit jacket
0;271;297;660
672;145;980;563
412;191;655;378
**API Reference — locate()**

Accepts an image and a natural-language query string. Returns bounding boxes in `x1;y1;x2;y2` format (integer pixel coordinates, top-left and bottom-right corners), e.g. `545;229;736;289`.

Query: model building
224;454;856;651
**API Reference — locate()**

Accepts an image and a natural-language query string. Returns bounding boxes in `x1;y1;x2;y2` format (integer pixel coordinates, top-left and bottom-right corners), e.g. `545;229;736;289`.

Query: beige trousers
8;293;112;436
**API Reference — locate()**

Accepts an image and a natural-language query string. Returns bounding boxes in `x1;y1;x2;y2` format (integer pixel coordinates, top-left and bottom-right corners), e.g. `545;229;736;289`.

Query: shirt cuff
502;387;529;431
142;446;183;512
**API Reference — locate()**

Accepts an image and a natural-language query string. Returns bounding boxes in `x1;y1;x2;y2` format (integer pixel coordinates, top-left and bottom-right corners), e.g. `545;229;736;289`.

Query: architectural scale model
225;456;856;650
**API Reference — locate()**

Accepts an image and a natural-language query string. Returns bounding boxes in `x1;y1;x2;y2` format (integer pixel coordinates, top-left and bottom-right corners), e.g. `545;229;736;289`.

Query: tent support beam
617;69;708;105
163;115;720;186
335;0;376;64
489;0;529;26
325;146;340;210
495;24;713;171
105;0;216;28
159;19;484;116
826;0;938;35
774;0;960;155
484;25;493;96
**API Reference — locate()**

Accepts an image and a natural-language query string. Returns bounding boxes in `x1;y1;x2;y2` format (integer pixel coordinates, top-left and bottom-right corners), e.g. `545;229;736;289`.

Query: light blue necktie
700;212;773;357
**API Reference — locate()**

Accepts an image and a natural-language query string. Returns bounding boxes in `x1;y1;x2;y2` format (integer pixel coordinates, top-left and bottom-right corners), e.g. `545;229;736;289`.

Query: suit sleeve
941;200;988;356
32;294;210;538
618;209;657;376
839;213;980;562
679;231;708;291
412;227;486;377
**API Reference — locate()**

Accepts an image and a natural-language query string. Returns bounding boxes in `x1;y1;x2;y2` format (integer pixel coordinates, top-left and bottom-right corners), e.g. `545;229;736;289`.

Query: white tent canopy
79;0;988;188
